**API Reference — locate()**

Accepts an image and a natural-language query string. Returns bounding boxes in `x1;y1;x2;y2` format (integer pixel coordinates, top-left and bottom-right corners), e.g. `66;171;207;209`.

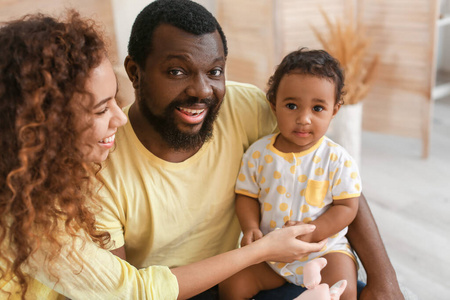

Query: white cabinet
433;0;450;101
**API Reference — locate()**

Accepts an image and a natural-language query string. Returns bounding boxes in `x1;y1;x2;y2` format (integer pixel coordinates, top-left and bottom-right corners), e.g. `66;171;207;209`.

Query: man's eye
210;69;223;76
286;103;297;110
169;69;184;76
313;106;324;112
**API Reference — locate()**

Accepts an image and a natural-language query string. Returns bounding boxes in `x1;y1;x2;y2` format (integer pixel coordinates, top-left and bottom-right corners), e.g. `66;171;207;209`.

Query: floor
359;97;450;300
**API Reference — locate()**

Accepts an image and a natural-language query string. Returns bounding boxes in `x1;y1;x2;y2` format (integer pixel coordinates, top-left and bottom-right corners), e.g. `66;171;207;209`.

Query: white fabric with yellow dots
235;133;362;285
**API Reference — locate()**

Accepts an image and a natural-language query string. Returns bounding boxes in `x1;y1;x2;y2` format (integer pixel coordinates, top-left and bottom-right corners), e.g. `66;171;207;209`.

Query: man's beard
138;93;221;151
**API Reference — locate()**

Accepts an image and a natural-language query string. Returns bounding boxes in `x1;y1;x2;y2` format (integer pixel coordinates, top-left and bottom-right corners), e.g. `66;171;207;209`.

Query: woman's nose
111;102;128;127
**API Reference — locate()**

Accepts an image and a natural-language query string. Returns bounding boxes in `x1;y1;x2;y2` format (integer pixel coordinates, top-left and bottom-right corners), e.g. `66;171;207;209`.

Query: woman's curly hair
0;11;111;298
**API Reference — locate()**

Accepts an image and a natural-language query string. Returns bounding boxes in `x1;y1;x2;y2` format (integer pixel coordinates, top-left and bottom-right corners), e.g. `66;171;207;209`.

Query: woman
0;11;326;299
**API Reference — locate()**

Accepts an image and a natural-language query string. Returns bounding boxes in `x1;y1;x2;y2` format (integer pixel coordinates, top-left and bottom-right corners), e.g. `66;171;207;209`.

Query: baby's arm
235;194;263;246
300;197;359;243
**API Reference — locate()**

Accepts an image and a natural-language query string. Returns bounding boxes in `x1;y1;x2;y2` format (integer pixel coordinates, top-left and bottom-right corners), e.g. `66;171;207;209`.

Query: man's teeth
178;107;205;116
100;134;115;143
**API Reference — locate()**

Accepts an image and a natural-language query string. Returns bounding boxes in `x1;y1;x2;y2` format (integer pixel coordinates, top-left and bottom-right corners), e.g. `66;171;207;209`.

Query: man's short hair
128;0;228;68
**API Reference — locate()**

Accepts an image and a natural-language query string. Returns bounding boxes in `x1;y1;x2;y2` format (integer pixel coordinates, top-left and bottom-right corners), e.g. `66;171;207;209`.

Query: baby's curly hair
0;11;110;298
267;48;345;106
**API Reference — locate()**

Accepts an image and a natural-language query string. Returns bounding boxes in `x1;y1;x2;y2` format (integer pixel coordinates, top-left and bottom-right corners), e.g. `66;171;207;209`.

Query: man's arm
110;245;126;260
346;193;404;300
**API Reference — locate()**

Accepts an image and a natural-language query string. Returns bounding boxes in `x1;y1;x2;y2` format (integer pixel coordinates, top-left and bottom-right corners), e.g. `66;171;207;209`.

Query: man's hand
359;280;404;300
241;228;263;247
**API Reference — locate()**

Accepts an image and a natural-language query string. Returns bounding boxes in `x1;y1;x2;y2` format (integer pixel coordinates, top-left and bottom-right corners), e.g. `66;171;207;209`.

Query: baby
219;48;362;300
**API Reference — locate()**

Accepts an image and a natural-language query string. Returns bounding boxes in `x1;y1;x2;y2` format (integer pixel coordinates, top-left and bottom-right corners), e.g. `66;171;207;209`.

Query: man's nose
185;74;213;100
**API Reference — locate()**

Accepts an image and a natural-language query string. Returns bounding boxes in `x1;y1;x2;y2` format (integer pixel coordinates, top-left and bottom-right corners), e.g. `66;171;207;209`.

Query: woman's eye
313;106;324;112
95;107;109;115
286;103;297;110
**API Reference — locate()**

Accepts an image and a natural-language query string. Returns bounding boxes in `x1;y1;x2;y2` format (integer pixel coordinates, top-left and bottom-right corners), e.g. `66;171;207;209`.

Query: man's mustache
172;96;218;107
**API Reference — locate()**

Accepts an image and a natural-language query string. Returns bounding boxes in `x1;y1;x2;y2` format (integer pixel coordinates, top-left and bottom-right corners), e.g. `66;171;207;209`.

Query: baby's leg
219;262;286;300
321;252;358;300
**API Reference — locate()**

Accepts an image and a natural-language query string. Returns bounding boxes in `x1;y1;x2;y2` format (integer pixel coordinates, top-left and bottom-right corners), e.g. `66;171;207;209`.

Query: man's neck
128;103;202;163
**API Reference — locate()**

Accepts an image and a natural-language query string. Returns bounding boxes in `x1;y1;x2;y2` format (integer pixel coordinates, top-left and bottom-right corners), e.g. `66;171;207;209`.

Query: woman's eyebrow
93;97;113;109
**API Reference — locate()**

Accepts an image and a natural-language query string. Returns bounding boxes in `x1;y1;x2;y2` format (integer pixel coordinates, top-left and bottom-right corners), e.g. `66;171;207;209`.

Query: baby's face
271;73;339;153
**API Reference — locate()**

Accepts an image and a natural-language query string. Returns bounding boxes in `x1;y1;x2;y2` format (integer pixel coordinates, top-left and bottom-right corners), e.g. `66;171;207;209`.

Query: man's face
135;24;226;150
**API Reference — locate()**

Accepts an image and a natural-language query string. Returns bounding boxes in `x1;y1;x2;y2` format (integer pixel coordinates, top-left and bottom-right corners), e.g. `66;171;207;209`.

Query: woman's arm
171;224;327;300
24;224;325;300
26;233;179;299
346;193;404;300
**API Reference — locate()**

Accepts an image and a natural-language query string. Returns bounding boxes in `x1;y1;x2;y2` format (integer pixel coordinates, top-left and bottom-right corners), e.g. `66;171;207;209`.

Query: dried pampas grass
311;6;379;105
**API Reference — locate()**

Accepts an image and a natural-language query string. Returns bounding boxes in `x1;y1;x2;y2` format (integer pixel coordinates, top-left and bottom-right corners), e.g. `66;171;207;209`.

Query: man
97;0;404;299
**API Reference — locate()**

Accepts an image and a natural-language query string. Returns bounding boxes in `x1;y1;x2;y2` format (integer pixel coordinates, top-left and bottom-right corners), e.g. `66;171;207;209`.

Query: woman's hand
283;220;314;243
249;224;327;263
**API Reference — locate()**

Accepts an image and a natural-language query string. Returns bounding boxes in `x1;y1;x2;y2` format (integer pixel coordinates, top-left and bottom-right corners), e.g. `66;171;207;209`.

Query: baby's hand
241;228;263;247
283;220;305;228
284;220;314;242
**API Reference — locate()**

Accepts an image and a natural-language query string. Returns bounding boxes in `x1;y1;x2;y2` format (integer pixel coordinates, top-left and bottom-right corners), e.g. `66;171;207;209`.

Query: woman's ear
270;101;276;113
124;55;140;89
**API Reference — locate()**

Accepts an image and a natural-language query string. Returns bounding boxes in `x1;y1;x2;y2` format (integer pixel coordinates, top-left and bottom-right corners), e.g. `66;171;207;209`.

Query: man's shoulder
225;80;262;91
221;81;270;116
225;81;266;102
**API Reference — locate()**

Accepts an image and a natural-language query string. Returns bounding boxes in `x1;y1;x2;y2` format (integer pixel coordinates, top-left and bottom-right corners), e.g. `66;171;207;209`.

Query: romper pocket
305;180;329;208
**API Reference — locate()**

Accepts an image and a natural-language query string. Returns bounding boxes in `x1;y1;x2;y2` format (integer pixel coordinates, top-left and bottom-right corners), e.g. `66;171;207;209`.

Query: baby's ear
333;101;343;117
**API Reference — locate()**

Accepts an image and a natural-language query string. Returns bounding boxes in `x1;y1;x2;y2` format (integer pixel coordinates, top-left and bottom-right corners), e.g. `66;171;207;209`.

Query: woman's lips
99;133;115;147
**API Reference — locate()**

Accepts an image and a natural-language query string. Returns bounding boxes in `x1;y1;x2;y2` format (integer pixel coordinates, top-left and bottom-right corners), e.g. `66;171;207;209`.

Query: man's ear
124;55;140;89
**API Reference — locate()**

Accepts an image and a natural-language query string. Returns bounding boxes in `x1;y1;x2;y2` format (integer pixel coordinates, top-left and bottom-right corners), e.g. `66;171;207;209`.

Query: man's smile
176;106;208;124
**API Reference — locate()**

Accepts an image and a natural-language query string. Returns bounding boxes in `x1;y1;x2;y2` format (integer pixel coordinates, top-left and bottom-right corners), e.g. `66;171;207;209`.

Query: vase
326;102;363;167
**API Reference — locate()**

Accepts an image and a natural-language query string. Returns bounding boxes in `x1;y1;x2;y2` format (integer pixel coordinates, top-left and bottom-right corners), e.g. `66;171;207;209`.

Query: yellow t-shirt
96;81;277;269
0;275;63;300
1;227;178;299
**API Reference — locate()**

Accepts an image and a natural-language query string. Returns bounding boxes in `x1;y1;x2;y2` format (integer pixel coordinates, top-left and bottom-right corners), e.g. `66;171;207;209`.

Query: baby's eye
313;106;324;112
286;103;297;110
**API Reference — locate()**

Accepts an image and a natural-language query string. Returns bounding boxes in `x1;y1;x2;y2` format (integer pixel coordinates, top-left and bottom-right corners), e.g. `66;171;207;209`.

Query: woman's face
79;58;127;163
